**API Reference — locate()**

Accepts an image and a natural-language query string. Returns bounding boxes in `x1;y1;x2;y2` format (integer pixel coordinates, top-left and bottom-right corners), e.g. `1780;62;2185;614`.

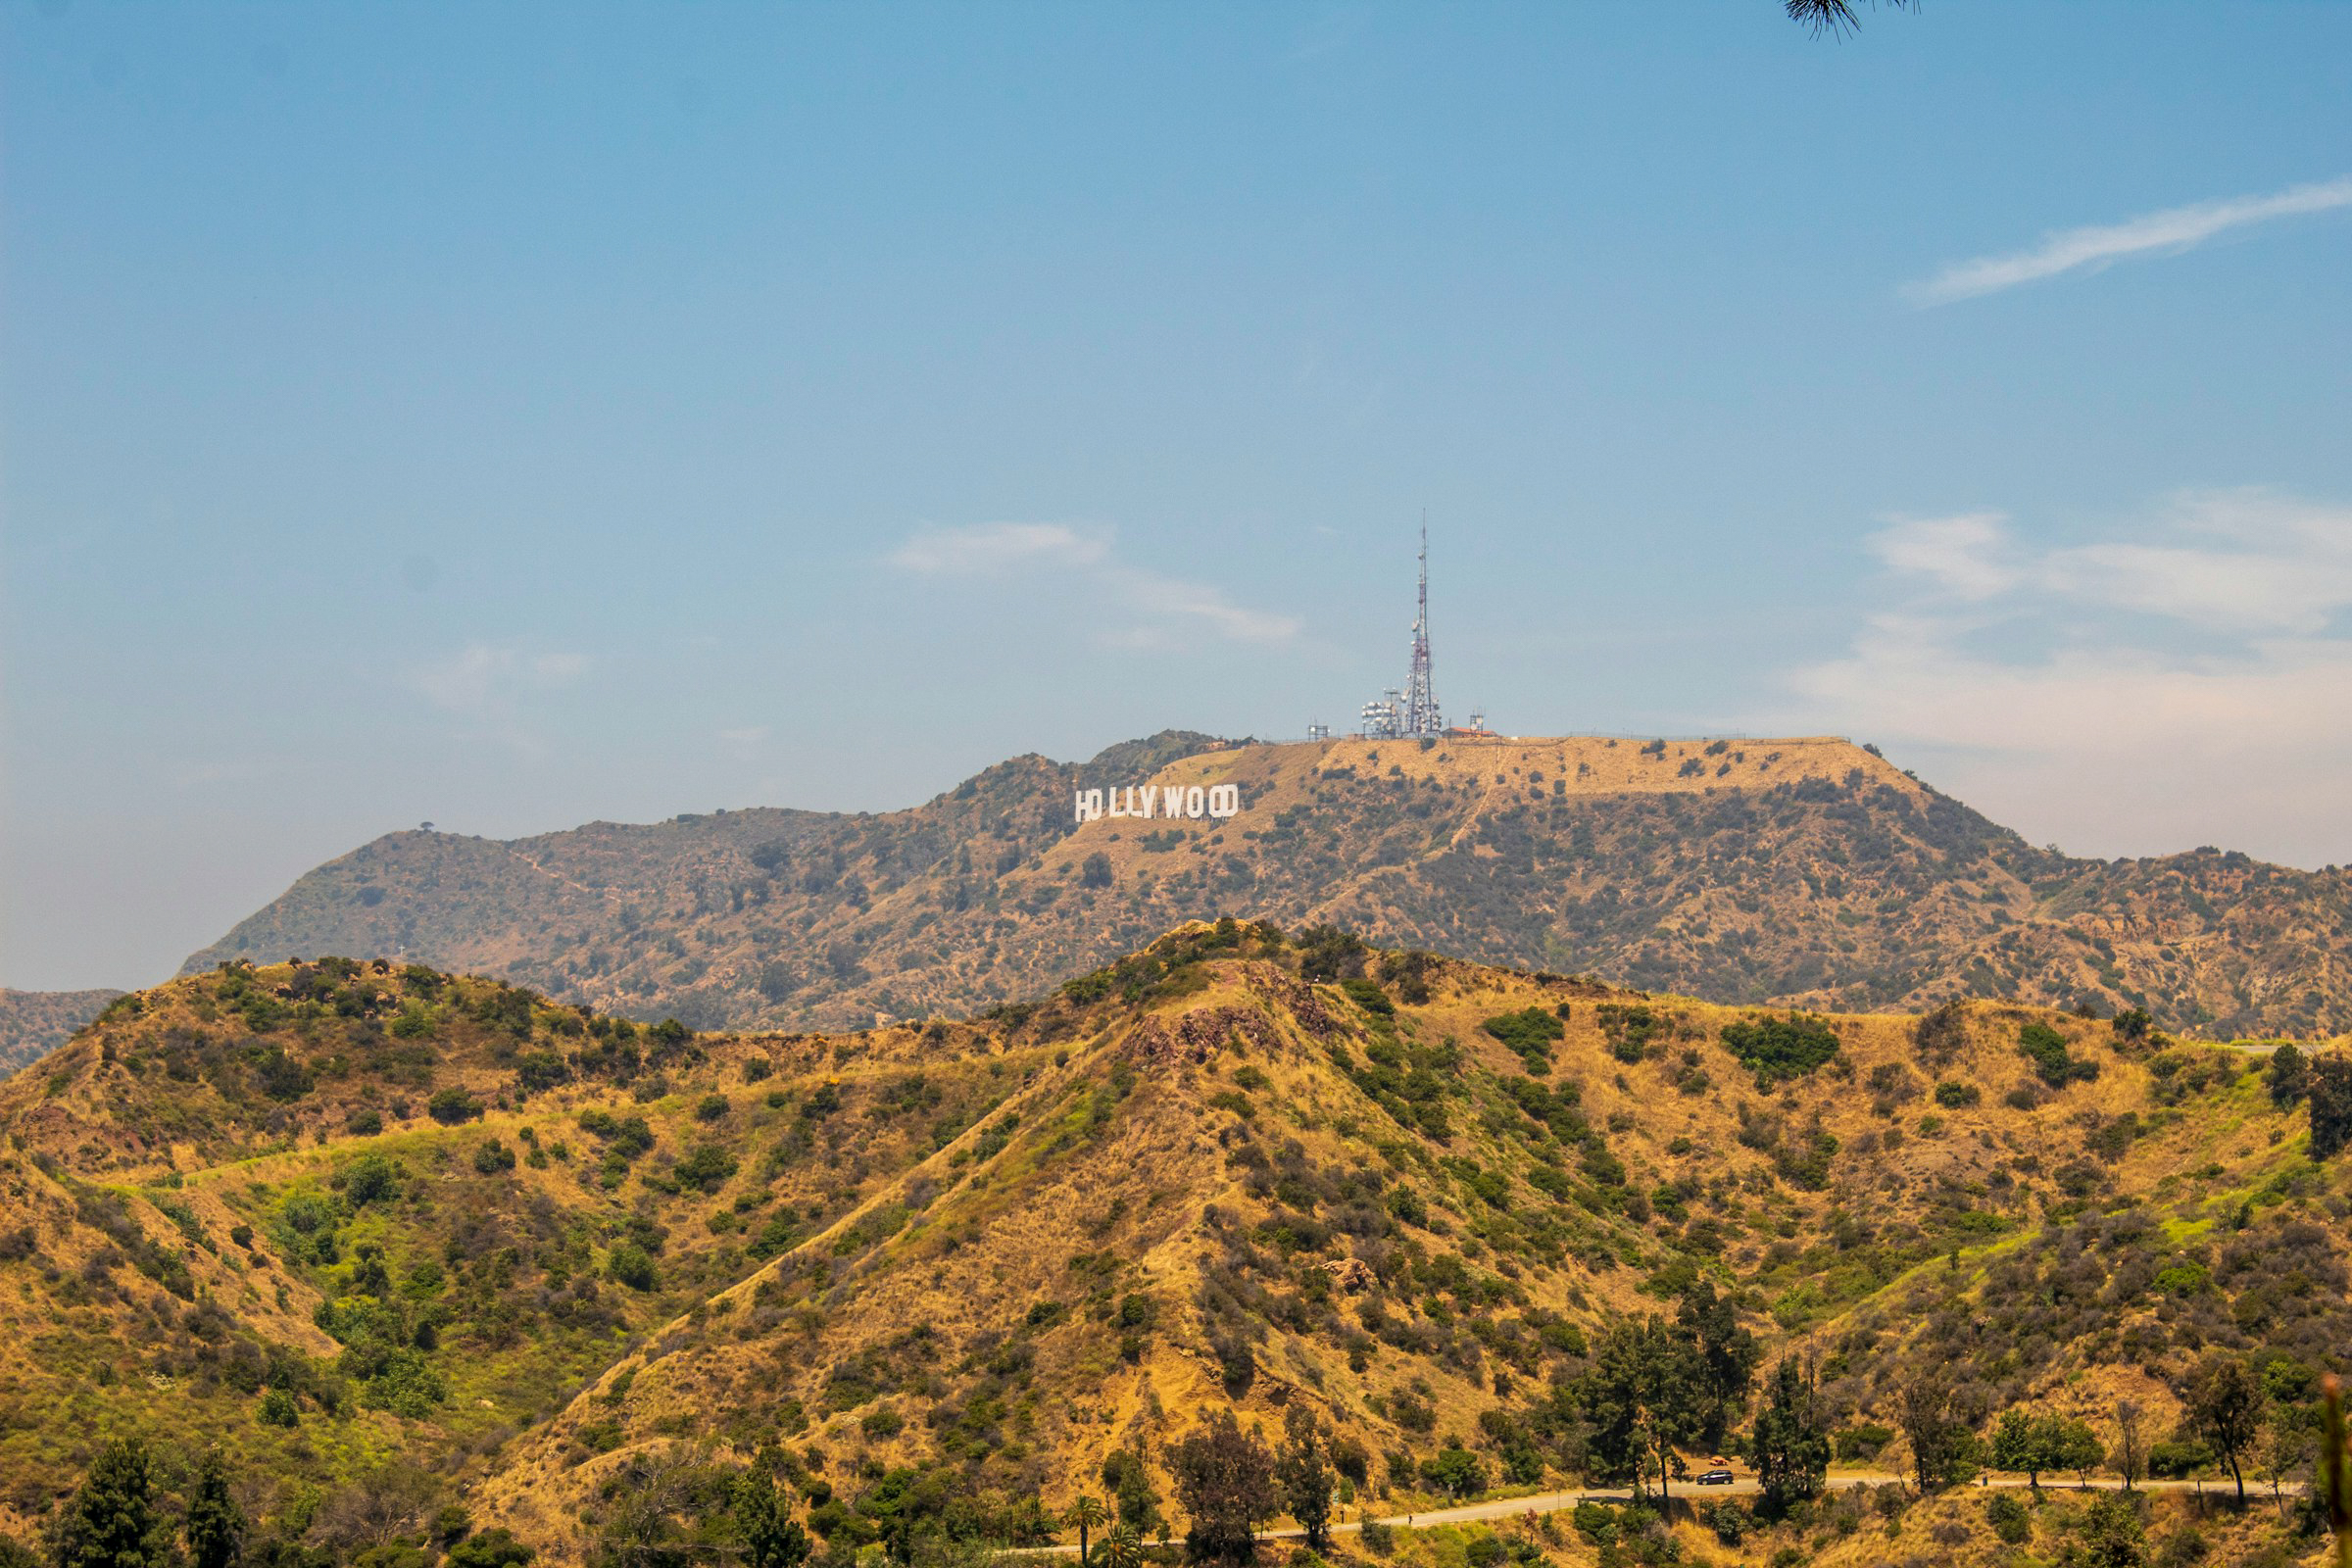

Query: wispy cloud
888;522;1106;575
717;725;769;744
1907;175;2352;305
1786;489;2352;865
885;521;1298;646
1101;567;1298;645
1867;490;2352;631
413;643;589;715
1869;513;2018;600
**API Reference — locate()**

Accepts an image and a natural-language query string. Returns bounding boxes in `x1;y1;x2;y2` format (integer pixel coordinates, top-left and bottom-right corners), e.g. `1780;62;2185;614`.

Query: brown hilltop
9;928;2350;1566
178;733;2352;1041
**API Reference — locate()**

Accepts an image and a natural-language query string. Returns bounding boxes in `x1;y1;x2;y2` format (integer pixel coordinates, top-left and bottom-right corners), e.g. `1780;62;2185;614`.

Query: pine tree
1751;1354;1829;1516
1276;1404;1334;1552
185;1449;245;1568
1676;1281;1760;1451
2308;1054;2352;1160
734;1471;809;1568
1170;1408;1277;1566
1581;1317;1705;1502
1895;1370;1980;1494
2266;1043;2310;1107
50;1438;169;1568
1100;1445;1165;1544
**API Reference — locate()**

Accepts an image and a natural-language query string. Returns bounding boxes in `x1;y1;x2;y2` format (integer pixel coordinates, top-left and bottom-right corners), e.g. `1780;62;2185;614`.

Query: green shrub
1339;978;1395;1015
1568;1503;1609;1544
1985;1492;2030;1544
514;1051;568;1093
2153;1261;2210;1297
444;1528;534;1568
2266;1044;2309;1107
2020;1022;2098;1088
1721;1015;1840;1086
1834;1423;1893;1460
672;1147;733;1194
1419;1446;1487;1499
341;1152;402;1205
1933;1081;1980;1108
609;1245;660;1292
2077;1494;2144;1564
1596;1004;1663;1063
1482;1008;1564;1056
427;1088;481;1124
1774;1128;1839;1190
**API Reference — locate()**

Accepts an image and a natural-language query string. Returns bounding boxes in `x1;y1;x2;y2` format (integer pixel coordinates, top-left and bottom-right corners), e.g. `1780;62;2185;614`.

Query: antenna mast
1402;517;1444;737
1353;519;1449;740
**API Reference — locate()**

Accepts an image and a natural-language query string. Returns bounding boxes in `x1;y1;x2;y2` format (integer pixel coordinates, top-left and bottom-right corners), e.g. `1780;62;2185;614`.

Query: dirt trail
1007;1472;2301;1553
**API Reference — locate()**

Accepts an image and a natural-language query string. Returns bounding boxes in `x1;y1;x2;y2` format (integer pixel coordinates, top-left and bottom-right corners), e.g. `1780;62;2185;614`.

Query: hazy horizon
6;1;2348;989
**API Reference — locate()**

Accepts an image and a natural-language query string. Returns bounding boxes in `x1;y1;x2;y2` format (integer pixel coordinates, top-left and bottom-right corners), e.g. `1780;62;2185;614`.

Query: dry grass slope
10;925;2351;1565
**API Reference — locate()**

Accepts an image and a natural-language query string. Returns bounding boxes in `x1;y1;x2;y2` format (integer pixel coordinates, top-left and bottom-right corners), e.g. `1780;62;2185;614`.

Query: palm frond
1787;0;1918;40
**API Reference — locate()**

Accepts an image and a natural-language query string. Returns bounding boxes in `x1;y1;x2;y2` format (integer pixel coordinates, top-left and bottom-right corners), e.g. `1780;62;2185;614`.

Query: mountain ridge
177;733;2352;1041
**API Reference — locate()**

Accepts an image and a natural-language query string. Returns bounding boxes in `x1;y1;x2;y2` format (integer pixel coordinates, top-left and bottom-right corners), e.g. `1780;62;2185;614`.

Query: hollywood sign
1074;783;1242;824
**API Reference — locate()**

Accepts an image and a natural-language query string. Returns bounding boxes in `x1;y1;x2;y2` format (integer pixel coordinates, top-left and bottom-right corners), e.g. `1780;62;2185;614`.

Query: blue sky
5;1;2349;989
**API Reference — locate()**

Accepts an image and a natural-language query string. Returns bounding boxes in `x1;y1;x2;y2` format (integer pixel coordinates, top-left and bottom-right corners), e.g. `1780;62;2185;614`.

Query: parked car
1696;1469;1736;1486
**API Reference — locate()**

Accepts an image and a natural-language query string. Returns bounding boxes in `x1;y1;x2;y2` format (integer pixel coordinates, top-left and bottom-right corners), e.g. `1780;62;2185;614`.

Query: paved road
1009;1472;2300;1553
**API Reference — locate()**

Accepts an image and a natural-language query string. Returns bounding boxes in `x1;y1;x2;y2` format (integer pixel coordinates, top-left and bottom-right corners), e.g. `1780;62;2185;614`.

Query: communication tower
1400;523;1444;737
1353;526;1447;739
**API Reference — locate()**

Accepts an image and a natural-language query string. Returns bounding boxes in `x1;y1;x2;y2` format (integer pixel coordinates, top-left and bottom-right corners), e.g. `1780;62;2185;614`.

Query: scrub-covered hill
181;733;2352;1040
0;987;122;1075
8;927;2351;1566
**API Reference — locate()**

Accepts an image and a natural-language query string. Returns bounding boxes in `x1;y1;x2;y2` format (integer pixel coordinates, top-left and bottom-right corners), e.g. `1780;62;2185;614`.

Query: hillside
7;930;2351;1566
183;732;2352;1040
0;987;122;1075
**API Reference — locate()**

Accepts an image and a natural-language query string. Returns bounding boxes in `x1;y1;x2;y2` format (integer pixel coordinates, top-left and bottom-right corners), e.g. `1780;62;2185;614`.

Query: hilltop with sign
172;730;2352;1041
